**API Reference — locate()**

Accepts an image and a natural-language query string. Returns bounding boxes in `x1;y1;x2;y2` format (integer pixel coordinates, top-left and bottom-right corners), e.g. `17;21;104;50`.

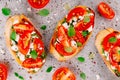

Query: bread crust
50;6;94;61
95;28;119;76
5;14;44;73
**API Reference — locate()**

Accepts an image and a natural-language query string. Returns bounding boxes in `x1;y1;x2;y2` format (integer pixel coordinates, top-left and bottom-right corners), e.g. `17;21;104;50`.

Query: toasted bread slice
5;14;45;73
95;28;120;77
50;6;95;61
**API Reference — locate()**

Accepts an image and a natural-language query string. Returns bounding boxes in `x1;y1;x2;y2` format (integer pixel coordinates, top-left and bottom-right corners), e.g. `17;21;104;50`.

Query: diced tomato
75;13;94;31
18;33;31;55
28;0;49;9
56;43;74;56
52;67;76;80
13;23;34;34
102;32;117;51
98;2;115;19
66;7;86;22
0;64;7;80
22;58;43;68
33;38;44;56
73;31;85;44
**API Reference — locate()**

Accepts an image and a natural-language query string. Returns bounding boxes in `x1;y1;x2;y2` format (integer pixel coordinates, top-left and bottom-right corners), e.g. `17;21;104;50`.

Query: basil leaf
109;37;117;43
10;31;16;41
84;16;90;23
40;25;47;30
2;7;11;16
19;76;24;80
41;52;46;59
80;72;86;80
64;47;73;53
38;9;49;16
82;31;89;37
46;66;53;73
68;24;75;37
76;42;82;47
14;72;19;77
78;57;85;62
30;50;38;59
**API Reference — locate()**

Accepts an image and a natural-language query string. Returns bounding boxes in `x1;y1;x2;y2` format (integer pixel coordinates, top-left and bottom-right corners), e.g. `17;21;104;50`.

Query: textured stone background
0;0;120;80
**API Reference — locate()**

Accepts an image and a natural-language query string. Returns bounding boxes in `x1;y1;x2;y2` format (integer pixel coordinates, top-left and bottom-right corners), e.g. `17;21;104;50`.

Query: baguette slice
95;28;120;77
50;6;95;61
5;14;46;73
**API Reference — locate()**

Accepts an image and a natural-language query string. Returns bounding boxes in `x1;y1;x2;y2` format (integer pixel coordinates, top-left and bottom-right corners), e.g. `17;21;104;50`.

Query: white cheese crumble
11;44;18;52
13;20;19;24
96;74;100;80
71;40;77;47
30;43;34;50
17;52;25;61
27;7;32;12
104;51;109;61
111;65;116;70
72;17;77;22
87;25;93;32
73;21;77;26
62;22;69;29
116;34;120;39
78;16;84;20
15;34;20;42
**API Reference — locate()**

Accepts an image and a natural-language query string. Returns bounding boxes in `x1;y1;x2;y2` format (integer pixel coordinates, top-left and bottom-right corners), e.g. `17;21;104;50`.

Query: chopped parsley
80;72;86;80
37;9;49;16
78;57;85;62
40;25;47;30
30;50;38;59
2;7;11;16
14;72;24;80
46;66;53;73
68;24;76;37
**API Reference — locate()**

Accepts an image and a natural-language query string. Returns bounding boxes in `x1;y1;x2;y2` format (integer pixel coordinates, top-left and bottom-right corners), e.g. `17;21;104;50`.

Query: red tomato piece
18;33;31;55
22;58;43;68
98;2;115;19
13;23;34;34
52;67;76;80
28;0;49;9
102;32;117;51
66;7;86;22
73;31;85;44
109;41;120;72
33;38;44;56
56;43;74;56
0;64;7;80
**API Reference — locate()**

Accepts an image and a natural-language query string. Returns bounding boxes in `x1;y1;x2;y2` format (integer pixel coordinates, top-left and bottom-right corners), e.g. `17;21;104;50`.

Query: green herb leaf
64;46;73;53
10;31;16;41
76;42;82;47
14;72;24;80
38;9;49;16
82;31;89;37
68;24;76;37
40;25;47;30
46;66;53;72
30;50;38;59
84;16;90;23
80;72;86;80
41;52;46;59
118;50;120;55
102;48;105;54
19;76;24;80
78;57;85;62
14;72;19;77
2;7;11;16
109;37;117;43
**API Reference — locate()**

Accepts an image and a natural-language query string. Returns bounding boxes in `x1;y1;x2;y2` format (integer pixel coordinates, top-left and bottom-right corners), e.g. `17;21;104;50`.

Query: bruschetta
95;28;120;77
5;14;46;73
50;6;95;61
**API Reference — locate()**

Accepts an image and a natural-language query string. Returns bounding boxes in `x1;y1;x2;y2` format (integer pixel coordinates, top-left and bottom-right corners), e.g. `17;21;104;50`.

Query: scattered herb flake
38;9;49;16
84;16;90;23
102;48;105;54
89;52;95;59
64;46;73;53
14;72;24;80
68;24;76;37
82;31;89;37
41;52;46;59
80;72;86;80
76;42;82;47
10;31;16;41
2;7;11;16
78;57;85;62
46;66;53;72
40;25;47;30
30;50;38;59
118;50;120;55
109;37;117;43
